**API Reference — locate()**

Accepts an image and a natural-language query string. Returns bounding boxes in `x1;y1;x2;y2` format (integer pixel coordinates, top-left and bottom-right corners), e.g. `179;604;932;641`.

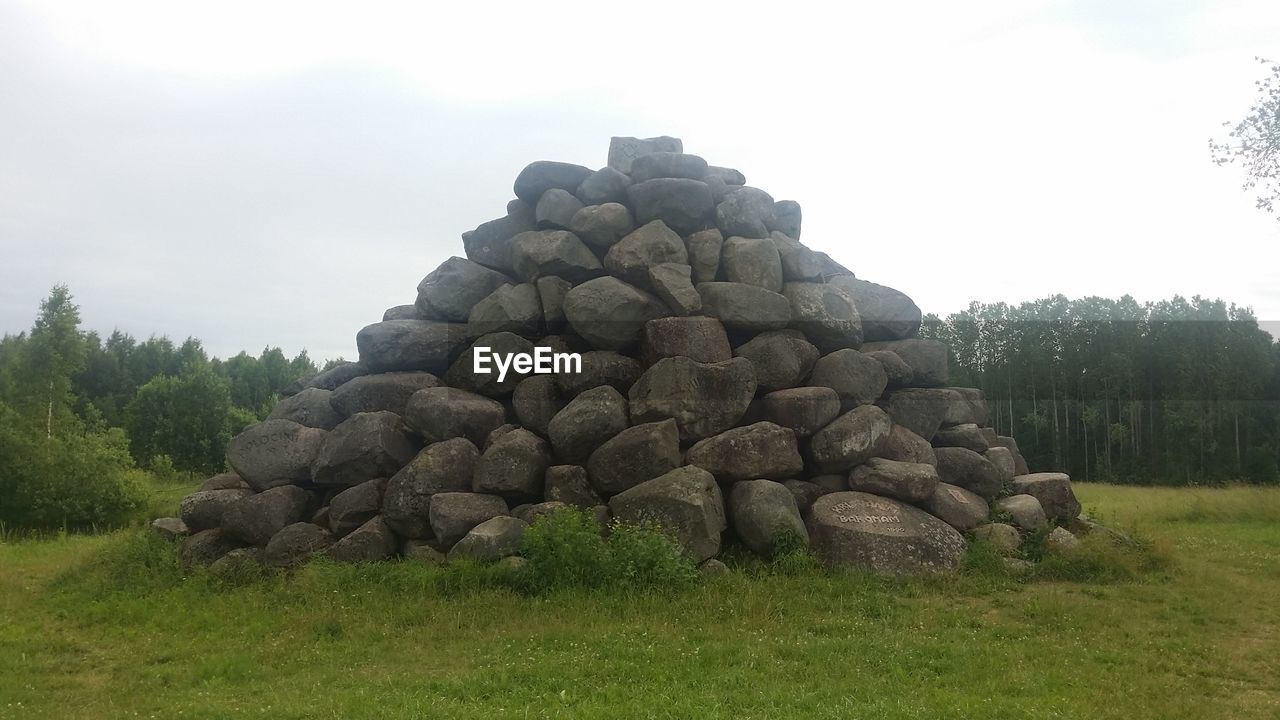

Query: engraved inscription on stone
830;500;908;535
947;487;970;504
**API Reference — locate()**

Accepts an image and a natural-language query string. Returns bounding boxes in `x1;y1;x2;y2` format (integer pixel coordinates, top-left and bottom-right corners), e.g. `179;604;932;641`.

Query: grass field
2;482;1278;719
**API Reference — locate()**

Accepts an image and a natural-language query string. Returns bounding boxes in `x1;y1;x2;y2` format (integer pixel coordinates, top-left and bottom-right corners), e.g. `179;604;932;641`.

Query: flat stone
847;457;939;504
697;282;791;333
607;136;683;173
759;386;841;438
686;422;804;481
355;320;469;374
404;386;507;447
807;492;966;574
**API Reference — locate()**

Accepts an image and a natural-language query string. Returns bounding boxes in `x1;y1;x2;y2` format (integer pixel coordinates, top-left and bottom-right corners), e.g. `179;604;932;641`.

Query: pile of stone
155;136;1089;576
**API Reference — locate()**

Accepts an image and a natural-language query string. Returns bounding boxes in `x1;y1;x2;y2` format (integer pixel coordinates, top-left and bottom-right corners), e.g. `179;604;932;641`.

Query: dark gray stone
627;178;714;235
179;528;244;567
734;330;819;391
311;411;418;487
860;339;948;387
576;167;632;205
847;458;939;504
984;447;1017;484
648;263;701;316
468;283;542;337
462;201;536;273
769;200;802;238
448;516;528;562
865;349;912;387
878;388;954;441
806;349;888;410
586;419;682;496
704;166;746;185
686;422;804;481
942;387;989;426
227;419;327;492
770;232;824;282
296;362;369;393
782;282;862;353
995;494;1047;531
472;428;551;501
629;356;757;441
716;187;776;238
328;516;398;562
513;161;594;204
728;479;808;556
151;517;189;541
445;332;536;397
382;438;479;538
808;405;893;474
629;152;708;183
264;522;335;568
922;483;990;532
554;350;643;397
222;485;313;546
548;385;629;462
404;386;506;447
994;436;1031;475
563;276;669;350
685;229;723;284
971;523;1021;554
180;488;252;532
641;316;731;365
330;372;439;419
415;257;512;321
268;387;344;430
535;188;584;230
721;236;783;291
198;472;249;492
535;276;572;333
511;375;564;437
329;478;387;538
568;203;634;250
697;282;791;333
1010;473;1081;521
783;479;832;517
544;465;603;509
760;386;841;438
934;447;1002;500
932;423;990;453
607;136;683;173
807;492;966;574
383;304;426;321
428;492;510;547
827;277;921;342
509;230;603;284
356;320;469;374
604;220;689;287
876;425;937;466
609;465;726;563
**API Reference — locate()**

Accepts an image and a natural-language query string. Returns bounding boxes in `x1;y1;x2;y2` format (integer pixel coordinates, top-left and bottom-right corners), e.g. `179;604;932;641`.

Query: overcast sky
1;0;1278;362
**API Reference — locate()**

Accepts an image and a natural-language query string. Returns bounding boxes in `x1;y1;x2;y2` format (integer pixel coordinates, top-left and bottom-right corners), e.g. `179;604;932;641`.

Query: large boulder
995;494;1048;531
509;230;603;284
759;386;841;438
328;478;387;538
934;447;1002;500
468;283;542;337
609;466;726;563
548;385;629;462
684;229;723;284
827;277;922;342
603;220;689;287
462;201;535;273
716;188;776;239
311;411;418;487
770;200;802;238
865;349;912;387
179;528;244;567
734;330;818;391
471;428;551;501
807;492;966;574
544;465;603;509
697;282;791;333
971;523;1021;554
922;483;990;532
328;516;398;563
769;232;823;282
807;405;893;474
513;161;594;204
628;356;757;441
404;387;506;447
878;388;954;441
783;479;831;517
1010;473;1081;521
263;522;335;568
586;419;682;496
447;516;529;562
728;479;808;556
511;375;564;437
984;447;1017;484
607;135;683;173
942;387;989;426
151;517;189;542
994;435;1032;475
554;350;643;397
860;339;948;387
629;152;709;183
329;372;439;418
537;276;572;332
227;419;327;492
267;387;344;430
686;422;805;481
641;316;732;365
356;320;468;374
292;361;368;394
806;349;889;410
648;263;701;316
382;437;479;538
535;188;584;230
415;257;512;321
876;425;937;466
563;277;669;350
932;423;990;453
576;169;632;206
428;492;510;547
444;332;536;397
847;458;939;504
782;282;862;353
198;472;249;492
720;236;782;291
221;485;313;546
569;202;634;249
179;488;252;532
627;178;714;235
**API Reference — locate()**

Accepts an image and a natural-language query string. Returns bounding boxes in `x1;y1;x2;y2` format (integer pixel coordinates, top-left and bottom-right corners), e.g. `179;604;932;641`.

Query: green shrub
1032;532;1173;583
521;507;697;593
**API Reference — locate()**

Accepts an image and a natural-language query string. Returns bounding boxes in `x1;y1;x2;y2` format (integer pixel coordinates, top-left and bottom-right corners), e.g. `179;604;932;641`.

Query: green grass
2;482;1278;718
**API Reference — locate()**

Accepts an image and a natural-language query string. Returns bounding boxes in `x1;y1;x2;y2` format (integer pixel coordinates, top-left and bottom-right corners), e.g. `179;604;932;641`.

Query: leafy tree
124;362;237;475
19;285;86;438
1211;58;1280;219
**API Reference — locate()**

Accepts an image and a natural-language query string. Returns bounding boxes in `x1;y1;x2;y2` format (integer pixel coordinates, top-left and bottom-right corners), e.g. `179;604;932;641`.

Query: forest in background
922;295;1280;485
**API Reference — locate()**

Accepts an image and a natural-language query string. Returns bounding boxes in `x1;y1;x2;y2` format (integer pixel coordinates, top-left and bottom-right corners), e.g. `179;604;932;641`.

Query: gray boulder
516;501;571;525
329;372;439;418
934;447;1002;500
704;165;746;186
563;277;669;350
686;422;804;481
759;386;841;438
641;316;732;365
721;236;783;291
428;492;510;547
404;386;506;447
860;339;948;387
629;152;708;183
180;488;252;532
227;419;327;492
716;187;776;239
511;375;564;437
311;411;418;487
728;479;808;556
448;516;529;562
609;465;726;563
586;419;682;496
294;361;368;393
198;472;249;492
568;202;634;249
769;232;823;282
984;447;1017;484
878;388;954;441
544;465;603;509
932;423;990;453
268;387;343;430
536;276;573;333
783;480;832;517
770;200;802;238
807;492;966;574
922;482;990;532
151;517;189;541
628;357;757;441
607;136;683;173
847;458;939;504
827;277;922;342
415;257;512;321
604;220;689;287
807;349;889;410
263;522;335;568
402;539;447;565
179;528;244;567
510;230;603;284
513;161;593;204
1046;527;1081;553
994;436;1031;475
865;349;912;387
734;330;818;391
221;485;313;546
462;200;536;273
942;387;989;426
684;228;723;284
627;178;714;235
971;523;1021;554
648;263;701;316
876;425;937;466
575;167;632;205
328;516;398;562
468;283;542;337
444;332;535;397
697;282;791;333
995;494;1048;531
382;437;478;538
356;319;469;374
328;478;387;538
555;350;643;397
472;428;551;501
808;405;893;473
782;282;862;353
535;188;584;230
1010;473;1081;521
548;385;629;462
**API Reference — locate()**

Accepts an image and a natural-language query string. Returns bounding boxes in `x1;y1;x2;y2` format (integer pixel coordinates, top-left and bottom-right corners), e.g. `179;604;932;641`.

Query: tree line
921;295;1280;485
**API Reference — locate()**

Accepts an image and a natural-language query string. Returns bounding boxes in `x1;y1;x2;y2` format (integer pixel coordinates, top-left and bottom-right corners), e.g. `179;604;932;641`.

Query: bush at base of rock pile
155;136;1091;580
